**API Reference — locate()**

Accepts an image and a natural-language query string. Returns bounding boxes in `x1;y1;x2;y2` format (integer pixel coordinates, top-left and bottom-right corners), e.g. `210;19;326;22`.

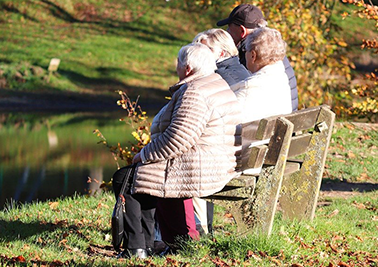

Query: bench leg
247;166;284;235
212;166;284;235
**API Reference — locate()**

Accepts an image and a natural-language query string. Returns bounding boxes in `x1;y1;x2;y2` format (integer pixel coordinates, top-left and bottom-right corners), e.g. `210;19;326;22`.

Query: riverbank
0;89;167;113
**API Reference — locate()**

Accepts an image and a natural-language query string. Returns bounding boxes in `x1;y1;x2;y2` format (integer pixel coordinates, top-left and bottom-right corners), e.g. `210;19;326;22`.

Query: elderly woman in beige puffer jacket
118;43;241;259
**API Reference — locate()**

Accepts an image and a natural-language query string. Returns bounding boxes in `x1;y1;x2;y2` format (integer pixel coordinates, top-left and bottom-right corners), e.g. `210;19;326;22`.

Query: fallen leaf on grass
357;173;371;181
352;201;366;209
225;213;233;218
210;257;230;267
13;256;26;262
344;123;355;130
354;235;363;242
347;152;356;158
327;209;339;218
246;250;262;261
338;261;349;267
50;260;64;266
270;258;282;266
97;203;109;209
357;134;371;141
329;243;339;253
49;202;59;210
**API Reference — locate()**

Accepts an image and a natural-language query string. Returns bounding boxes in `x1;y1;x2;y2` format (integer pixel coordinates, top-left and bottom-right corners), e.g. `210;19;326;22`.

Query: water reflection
0;112;135;209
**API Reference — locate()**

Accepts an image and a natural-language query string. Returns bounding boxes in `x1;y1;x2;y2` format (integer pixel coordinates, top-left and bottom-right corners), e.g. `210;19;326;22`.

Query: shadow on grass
16;0;189;45
1;3;39;22
0;219;52;242
321;179;378;193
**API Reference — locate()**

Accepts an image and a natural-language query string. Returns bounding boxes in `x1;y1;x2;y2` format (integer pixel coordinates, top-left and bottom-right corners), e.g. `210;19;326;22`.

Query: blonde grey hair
245;27;286;67
177;43;216;76
193;28;238;60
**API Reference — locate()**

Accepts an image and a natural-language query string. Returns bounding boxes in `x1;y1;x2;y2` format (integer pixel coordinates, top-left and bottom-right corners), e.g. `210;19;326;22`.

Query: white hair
193;29;238;60
177;43;217;76
245;27;286;66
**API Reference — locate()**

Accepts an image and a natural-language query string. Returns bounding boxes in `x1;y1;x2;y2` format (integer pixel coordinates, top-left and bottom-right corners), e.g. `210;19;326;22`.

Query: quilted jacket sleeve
140;84;210;163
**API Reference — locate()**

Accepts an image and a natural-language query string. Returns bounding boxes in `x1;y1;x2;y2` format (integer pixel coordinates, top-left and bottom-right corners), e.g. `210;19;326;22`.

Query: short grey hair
177;43;217;76
193;29;238;60
245;27;286;66
251;18;268;29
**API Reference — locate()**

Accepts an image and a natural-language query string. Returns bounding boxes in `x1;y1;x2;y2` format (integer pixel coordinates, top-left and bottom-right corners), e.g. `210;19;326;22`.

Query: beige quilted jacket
131;72;241;198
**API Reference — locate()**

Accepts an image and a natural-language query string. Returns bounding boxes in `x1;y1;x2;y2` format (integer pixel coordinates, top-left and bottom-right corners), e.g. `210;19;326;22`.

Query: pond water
0;111;141;210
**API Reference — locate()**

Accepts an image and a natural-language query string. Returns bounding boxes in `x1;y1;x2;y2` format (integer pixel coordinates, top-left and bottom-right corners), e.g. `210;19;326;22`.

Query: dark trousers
113;167;157;250
113;167;199;249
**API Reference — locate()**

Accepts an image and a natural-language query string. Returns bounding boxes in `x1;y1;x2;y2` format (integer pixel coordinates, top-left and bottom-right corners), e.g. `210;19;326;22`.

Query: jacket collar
169;73;207;95
216;56;240;69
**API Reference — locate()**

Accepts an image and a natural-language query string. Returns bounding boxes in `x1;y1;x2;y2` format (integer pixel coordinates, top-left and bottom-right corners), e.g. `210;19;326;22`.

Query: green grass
326;122;378;183
0;191;377;266
0;0;217;99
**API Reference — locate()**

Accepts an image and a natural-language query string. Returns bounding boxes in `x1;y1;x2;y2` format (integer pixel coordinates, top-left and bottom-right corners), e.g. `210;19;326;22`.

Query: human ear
250;50;257;63
185;65;193;76
240;25;248;39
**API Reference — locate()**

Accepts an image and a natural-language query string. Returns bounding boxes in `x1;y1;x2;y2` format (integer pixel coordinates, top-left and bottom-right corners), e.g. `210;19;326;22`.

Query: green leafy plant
93;91;151;168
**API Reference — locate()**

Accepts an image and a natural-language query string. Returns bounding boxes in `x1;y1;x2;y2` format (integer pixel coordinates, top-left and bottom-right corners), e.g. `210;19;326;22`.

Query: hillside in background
0;0;377;118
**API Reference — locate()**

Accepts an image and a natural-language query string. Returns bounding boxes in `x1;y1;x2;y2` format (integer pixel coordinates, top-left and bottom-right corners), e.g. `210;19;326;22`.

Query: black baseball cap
216;4;264;29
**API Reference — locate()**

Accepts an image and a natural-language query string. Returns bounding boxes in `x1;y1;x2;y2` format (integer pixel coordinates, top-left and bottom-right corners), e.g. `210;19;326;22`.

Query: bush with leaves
93;91;151;168
338;0;378;121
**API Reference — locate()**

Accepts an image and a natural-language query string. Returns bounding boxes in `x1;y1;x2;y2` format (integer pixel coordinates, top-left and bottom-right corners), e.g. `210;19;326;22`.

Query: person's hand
132;153;142;164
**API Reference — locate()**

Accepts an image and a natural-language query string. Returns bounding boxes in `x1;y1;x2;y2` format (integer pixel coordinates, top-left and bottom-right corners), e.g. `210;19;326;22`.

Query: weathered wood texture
205;117;294;235
279;106;335;220
206;105;335;235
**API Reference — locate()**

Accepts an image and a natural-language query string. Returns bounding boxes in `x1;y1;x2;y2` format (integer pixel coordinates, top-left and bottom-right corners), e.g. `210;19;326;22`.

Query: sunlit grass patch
325;122;378;183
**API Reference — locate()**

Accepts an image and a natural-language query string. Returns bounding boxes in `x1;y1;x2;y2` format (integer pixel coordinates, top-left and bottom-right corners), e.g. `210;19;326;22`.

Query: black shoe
154;241;168;255
158;245;175;257
146;247;154;256
117;248;148;259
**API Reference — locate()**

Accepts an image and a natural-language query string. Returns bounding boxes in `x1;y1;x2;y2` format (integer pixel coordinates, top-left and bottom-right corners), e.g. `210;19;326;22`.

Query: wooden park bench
205;105;335;235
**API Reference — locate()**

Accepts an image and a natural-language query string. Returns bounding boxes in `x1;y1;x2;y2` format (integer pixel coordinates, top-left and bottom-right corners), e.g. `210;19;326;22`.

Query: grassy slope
0;1;216;104
1;1;376;99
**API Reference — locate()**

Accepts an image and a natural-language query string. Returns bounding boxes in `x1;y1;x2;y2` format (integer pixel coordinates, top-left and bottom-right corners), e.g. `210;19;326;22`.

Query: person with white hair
113;43;241;258
217;4;298;111
193;28;250;89
191;28;250;235
236;27;292;123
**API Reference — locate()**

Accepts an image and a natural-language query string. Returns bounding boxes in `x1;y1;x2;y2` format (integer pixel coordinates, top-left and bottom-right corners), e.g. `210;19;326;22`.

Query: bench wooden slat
243;145;268;170
284;161;301;176
283;106;321;132
287;133;312;158
255;118;277;140
264;119;290;166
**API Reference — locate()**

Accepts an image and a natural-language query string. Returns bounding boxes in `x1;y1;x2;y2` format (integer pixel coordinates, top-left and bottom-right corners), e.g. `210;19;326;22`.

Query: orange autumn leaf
49;202;59;210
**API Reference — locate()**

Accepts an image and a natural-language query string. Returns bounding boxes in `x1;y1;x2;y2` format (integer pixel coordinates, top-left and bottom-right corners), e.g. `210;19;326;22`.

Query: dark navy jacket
215;56;251;88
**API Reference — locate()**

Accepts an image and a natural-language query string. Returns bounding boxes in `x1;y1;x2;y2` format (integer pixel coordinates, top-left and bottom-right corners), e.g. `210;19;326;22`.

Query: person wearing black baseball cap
217;4;298;112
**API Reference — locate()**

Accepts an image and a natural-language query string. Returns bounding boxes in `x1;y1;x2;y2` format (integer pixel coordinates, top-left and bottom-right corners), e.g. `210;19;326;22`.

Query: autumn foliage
183;0;377;121
94;91;151;168
339;0;378;121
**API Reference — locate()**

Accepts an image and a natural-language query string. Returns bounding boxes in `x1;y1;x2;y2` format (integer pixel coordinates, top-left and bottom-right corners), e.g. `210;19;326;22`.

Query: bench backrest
239;105;334;173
